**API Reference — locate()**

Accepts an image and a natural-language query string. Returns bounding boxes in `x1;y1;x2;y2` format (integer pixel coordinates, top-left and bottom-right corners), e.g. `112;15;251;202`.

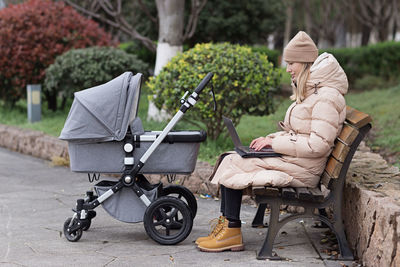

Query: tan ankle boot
198;219;244;252
195;216;225;245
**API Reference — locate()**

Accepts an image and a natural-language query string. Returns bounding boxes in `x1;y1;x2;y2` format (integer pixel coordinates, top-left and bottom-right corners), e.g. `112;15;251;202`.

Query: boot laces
208;217;224;236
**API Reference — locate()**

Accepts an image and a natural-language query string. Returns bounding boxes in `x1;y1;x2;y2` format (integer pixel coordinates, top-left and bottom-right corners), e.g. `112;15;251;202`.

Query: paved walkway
0;147;355;266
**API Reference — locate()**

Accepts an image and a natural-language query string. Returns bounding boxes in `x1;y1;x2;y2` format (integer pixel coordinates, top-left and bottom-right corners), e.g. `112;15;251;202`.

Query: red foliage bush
0;0;114;106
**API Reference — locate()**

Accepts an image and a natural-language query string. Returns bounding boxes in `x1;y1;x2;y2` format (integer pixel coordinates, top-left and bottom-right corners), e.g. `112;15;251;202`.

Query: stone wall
344;143;400;267
0;124;399;266
0;124;68;160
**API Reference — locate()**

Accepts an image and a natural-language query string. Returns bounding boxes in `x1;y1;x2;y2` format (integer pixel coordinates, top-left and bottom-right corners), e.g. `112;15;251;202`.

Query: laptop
223;116;281;158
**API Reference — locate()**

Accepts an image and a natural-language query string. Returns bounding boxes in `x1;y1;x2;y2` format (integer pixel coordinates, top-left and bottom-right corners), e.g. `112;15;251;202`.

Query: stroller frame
64;73;214;244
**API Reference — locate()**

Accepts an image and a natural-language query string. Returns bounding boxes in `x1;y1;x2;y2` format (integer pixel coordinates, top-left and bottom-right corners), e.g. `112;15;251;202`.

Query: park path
0;147;353;267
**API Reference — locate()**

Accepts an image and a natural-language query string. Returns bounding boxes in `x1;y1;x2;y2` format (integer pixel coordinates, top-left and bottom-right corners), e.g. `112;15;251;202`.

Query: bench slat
253;186;280;197
281;188;296;199
325;156;343;179
295;187;313;201
332;140;350;163
346;106;372;128
308;188;324;202
321;171;334;189
338;124;359;146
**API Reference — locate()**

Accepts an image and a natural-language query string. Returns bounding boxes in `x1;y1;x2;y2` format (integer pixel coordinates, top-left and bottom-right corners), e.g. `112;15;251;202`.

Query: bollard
27;84;41;123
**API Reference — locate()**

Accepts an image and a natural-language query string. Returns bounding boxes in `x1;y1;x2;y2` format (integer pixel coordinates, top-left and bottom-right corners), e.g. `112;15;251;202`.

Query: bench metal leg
257;202;281;260
332;204;354;260
252;203;268;228
315;213;353;260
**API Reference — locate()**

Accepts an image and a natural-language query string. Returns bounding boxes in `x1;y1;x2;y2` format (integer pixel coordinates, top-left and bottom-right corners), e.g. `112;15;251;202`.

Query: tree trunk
154;0;184;75
361;24;371;46
304;0;312;35
45;92;57;112
282;0;293;67
334;21;347;47
149;0;185;121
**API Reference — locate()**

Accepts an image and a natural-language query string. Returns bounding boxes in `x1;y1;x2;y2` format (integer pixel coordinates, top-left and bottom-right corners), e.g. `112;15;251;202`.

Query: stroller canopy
59;72;142;143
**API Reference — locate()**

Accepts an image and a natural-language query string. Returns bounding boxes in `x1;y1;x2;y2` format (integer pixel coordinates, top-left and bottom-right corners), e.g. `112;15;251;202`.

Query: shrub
0;0;113;108
120;41;156;72
250;46;280;66
147;42;281;140
44;47;149;110
322;41;400;86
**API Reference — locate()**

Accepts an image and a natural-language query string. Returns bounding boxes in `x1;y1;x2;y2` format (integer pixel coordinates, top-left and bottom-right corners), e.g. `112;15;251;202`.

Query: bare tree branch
138;0;157;25
63;0;157;52
98;0;119;17
183;0;207;40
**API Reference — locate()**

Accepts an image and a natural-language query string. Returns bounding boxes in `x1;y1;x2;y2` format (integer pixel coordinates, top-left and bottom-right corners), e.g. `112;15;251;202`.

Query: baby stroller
60;71;213;245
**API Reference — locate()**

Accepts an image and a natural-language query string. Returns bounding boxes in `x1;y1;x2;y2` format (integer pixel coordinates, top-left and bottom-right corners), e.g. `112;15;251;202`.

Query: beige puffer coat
210;53;348;189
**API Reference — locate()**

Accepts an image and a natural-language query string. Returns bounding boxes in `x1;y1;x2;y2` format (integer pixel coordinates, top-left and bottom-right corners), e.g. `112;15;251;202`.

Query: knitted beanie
283;31;318;63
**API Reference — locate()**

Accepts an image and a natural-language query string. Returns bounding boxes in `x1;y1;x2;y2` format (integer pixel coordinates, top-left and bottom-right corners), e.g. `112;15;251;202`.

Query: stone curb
0;123;399;266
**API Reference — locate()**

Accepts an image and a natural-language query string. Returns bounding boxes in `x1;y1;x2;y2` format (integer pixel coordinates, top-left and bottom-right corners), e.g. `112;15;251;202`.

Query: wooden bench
252;106;372;260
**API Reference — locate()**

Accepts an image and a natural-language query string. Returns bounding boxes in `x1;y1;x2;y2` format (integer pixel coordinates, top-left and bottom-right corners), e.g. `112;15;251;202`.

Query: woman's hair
290;62;312;103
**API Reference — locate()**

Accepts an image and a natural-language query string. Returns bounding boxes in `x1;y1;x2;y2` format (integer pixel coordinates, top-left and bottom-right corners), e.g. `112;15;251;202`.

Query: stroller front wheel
63;217;83;242
144;196;193;245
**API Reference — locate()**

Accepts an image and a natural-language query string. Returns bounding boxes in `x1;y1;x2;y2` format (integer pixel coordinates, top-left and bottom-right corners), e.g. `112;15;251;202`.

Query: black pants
220;185;243;222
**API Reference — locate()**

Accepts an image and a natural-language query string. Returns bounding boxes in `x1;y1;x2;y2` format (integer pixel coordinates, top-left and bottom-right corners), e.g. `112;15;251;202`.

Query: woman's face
286;62;303;82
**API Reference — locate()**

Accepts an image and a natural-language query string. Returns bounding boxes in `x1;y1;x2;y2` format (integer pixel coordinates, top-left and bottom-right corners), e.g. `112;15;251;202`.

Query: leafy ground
1;84;399;168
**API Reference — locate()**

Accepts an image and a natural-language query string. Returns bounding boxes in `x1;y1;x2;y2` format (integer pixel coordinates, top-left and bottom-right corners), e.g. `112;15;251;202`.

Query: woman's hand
250;136;273;151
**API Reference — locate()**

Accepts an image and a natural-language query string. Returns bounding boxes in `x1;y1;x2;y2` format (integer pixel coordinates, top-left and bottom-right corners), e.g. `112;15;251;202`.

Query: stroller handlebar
194;72;214;95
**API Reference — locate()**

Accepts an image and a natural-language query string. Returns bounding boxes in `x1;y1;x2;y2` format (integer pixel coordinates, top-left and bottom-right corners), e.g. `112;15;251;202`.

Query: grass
1;82;399;167
345;85;400;168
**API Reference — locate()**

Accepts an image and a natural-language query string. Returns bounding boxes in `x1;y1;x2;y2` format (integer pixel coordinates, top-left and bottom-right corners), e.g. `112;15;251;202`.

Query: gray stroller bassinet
60;72;205;174
61;71;213;245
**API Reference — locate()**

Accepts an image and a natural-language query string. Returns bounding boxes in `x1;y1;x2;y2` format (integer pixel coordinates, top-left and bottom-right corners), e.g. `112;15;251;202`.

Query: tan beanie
283;31;318;63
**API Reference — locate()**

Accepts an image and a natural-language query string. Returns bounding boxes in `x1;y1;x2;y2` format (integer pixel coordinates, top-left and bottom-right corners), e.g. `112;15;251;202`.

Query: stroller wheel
82;210;96;231
63;217;83;242
82;220;91;231
144;196;193;245
161;185;197;219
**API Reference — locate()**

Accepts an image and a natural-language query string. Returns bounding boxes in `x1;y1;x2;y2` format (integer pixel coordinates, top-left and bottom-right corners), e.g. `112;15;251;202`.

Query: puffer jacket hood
307;52;348;96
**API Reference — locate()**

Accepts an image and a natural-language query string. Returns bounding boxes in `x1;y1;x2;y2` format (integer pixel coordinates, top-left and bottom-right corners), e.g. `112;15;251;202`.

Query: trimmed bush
0;0;113;107
147;43;281;140
251;46;280;66
322;41;400;86
44;47;149;110
120;41;156;72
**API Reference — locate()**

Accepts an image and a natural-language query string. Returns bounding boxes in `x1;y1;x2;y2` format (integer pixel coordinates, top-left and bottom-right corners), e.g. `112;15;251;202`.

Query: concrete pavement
0;147;356;266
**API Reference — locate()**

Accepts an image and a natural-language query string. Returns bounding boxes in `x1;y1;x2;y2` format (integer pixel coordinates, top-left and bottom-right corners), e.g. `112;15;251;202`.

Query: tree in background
64;0;207;75
0;0;113;109
189;0;285;45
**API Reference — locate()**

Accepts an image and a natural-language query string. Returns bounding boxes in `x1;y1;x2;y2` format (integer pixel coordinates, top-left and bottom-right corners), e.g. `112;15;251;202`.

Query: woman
196;31;348;252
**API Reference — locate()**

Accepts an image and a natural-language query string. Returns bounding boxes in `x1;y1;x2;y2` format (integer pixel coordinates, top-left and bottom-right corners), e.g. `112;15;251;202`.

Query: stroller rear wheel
63;217;82;242
161;185;197;219
144;196;193;245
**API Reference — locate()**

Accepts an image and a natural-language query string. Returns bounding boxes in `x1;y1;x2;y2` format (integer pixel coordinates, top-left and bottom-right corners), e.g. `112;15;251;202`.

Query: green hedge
119;41;156;71
322;41;400;86
250;46;280;67
44;46;148;111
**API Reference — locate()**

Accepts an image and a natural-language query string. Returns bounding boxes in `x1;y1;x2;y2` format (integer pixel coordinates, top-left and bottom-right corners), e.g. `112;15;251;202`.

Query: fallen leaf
320;238;329;244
